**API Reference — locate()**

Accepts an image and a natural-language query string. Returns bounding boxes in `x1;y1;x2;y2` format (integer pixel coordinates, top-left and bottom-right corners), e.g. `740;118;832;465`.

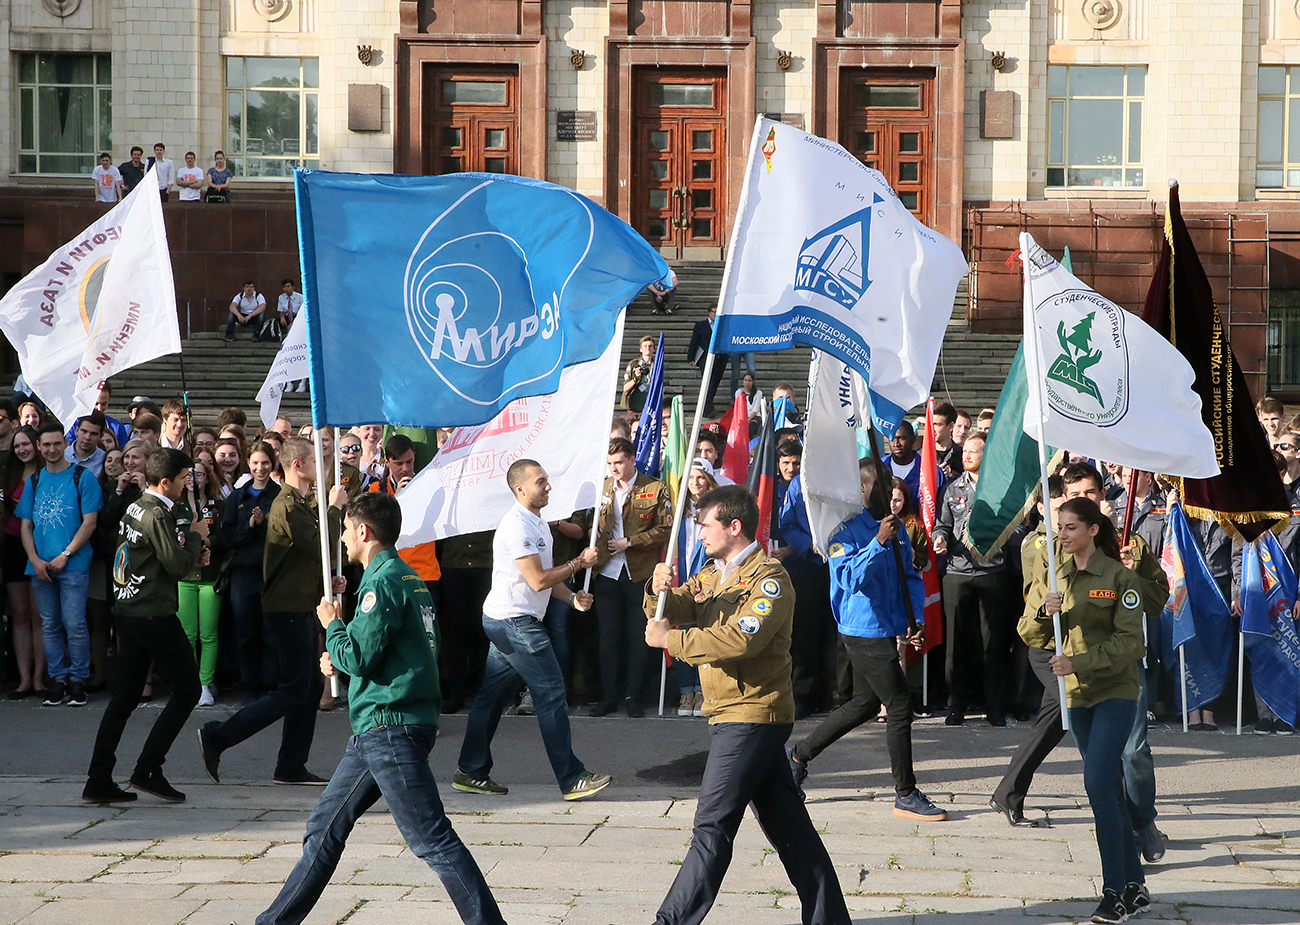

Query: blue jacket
827;509;925;639
778;475;818;561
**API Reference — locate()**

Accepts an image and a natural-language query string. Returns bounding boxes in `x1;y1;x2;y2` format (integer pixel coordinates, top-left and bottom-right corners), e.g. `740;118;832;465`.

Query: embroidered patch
636;491;656;500
760;578;781;597
1121;589;1141;610
694;591;707;603
360;591;378;613
738;615;760;635
1035;536;1047;549
828;543;845;558
752;598;773;616
1089;589;1118;601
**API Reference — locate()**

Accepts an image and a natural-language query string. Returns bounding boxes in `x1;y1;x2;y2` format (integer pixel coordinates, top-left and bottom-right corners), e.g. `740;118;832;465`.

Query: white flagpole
313;428;340;699
1019;234;1069;731
333;427;343;580
1180;646;1188;732
1236;630;1245;736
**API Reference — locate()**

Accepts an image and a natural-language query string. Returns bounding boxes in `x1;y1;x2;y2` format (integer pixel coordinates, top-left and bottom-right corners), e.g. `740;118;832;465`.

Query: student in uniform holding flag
1020;497;1149;924
786;461;945;821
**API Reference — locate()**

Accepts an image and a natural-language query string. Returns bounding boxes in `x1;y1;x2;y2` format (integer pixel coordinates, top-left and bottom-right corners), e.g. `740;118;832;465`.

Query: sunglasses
340;444;362;453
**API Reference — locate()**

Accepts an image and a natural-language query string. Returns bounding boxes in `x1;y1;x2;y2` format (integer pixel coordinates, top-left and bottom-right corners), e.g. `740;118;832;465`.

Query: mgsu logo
793;195;882;309
404;182;567;405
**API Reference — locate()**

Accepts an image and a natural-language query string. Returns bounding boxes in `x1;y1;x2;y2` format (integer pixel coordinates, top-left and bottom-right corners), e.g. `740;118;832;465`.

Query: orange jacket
368;477;440;582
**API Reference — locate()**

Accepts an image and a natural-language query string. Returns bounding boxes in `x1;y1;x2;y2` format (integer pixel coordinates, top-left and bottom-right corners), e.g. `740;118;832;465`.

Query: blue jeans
458;615;585;792
258;724;503;925
33;568;91;682
544;593;572;685
1069;698;1144;893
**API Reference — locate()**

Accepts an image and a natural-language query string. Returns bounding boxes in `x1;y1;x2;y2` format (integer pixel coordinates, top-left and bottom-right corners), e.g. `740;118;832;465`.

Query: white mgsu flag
257;316;309;429
396;313;625;545
801;349;870;554
716;116;968;432
1020;232;1219;479
0;167;179;425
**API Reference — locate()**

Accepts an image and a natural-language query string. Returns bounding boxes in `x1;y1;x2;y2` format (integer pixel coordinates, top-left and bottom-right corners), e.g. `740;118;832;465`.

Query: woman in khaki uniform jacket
1019;497;1149;925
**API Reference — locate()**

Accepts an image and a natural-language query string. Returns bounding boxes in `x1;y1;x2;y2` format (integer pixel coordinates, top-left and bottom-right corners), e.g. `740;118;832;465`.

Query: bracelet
567;559;577;577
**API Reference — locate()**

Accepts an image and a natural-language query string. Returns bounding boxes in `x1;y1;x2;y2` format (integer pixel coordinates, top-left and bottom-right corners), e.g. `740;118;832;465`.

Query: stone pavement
2;700;1299;925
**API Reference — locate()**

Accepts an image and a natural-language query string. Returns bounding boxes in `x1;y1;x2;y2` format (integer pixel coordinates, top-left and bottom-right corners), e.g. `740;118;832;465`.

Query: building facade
1;0;1299;397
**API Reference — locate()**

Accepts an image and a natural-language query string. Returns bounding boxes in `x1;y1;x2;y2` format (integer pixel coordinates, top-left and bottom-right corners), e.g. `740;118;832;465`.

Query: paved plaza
1;698;1298;925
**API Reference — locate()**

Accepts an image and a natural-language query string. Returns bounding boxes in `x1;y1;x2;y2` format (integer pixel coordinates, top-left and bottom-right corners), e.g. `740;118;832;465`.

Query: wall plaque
557;111;597;141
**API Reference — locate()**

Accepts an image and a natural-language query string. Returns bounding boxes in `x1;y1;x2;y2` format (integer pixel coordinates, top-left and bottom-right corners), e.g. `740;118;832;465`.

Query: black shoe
274;769;329;785
625;698;644;718
82;780;139;804
989;795;1033;827
1255;717;1275;735
43;683;67;705
1091;889;1129;923
130;771;186;802
198;724;222;784
987;710;1007;727
7;687;34;700
1122;882;1151;915
67;680;87;706
944;711;964;726
589;701;617;717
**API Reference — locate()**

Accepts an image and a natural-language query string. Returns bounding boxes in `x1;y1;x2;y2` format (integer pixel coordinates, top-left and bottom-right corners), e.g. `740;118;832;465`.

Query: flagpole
1180;646;1188;732
1119;468;1140;546
333;427;343;580
313;428;340;699
864;421;920;637
1018;234;1069;731
1236;630;1244;736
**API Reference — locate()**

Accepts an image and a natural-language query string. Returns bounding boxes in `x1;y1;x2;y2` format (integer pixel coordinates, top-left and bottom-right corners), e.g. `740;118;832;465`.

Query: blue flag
634;333;666;477
1240;532;1300;726
295;170;671;428
1159;501;1232;711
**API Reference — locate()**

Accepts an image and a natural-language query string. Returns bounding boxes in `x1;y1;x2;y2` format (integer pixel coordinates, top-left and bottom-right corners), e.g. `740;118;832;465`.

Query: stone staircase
101;268;1018;429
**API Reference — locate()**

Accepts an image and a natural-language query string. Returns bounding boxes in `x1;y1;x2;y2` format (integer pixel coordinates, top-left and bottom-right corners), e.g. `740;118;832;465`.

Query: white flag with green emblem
1019;232;1219;479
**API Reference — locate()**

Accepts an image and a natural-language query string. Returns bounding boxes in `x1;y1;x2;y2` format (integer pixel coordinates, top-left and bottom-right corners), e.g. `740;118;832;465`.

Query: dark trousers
792;635;916;795
993;646;1066;815
656;722;850;925
437;567;492;707
942;570;1014;715
258;724;504;925
231;566;273;690
87;613;201;783
593;573;654;707
787;557;834;708
1070;698;1145;893
206;611;322;776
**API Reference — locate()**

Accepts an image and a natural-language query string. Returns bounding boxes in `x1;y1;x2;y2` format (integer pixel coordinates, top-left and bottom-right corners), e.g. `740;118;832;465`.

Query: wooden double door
423;66;519;175
633;69;727;260
840;70;935;227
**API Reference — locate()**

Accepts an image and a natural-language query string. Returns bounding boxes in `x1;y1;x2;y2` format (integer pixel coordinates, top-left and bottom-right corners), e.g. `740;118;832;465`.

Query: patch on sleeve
1088;589;1118;601
360;590;378;613
751;598;773;616
760;578;781;597
828;542;845;558
737;615;761;635
1035;536;1047;549
1121;589;1141;610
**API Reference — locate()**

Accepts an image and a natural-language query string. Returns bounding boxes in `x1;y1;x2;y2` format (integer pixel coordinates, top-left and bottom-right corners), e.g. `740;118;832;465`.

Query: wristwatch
62;548;73;558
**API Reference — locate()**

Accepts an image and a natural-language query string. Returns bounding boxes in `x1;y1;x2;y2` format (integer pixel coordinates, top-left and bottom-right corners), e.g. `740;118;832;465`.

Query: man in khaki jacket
590;437;671;717
644;485;849;925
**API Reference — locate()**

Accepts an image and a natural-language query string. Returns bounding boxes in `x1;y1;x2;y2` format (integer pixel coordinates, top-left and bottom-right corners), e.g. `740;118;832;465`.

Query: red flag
907;398;944;662
746;406;777;550
721;391;750;485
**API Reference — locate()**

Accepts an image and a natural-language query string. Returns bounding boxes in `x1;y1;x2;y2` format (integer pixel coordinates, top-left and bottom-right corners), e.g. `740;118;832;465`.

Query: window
1046;65;1145;189
17;53;112;175
224;57;319;179
1268;290;1300;390
1258;66;1300;189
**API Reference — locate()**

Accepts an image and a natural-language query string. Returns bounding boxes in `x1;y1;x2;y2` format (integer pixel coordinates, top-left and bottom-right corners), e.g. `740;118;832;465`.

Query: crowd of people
93;142;234;204
3;308;1296;925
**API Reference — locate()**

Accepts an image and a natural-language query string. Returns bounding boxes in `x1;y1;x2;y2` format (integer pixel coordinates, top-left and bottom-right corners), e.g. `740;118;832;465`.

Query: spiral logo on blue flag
403;182;568;406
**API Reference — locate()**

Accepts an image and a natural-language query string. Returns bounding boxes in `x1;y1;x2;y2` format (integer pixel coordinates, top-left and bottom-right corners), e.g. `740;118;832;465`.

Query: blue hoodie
826;509;925;639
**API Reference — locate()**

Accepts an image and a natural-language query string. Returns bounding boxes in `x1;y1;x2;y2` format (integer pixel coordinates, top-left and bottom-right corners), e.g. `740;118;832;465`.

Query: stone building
1;0;1298;397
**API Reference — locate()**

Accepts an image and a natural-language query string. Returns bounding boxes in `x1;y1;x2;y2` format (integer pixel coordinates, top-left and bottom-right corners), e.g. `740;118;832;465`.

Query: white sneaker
198;685;216;707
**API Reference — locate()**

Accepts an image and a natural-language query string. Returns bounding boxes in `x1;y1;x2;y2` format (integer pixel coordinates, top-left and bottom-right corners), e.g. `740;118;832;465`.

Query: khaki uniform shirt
596;472;672;583
645;547;795;724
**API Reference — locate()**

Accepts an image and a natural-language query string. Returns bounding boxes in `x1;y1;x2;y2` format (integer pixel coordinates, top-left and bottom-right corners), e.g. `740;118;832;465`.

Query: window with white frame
17;53;112;175
1258;66;1300;190
224;57;319;179
1046;65;1145;189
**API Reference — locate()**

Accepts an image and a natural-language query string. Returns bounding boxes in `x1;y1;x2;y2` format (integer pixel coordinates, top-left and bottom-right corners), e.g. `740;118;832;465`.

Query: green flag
961;249;1069;562
663;395;687;507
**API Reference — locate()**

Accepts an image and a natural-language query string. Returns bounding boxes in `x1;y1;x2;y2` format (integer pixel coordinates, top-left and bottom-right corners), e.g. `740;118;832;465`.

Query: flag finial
1168;178;1179;188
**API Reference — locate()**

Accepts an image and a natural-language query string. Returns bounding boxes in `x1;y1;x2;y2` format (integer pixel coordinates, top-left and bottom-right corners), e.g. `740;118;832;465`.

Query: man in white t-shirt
225;281;267;341
146;142;175;202
455;458;612;802
92;153;124;203
175;152;205;202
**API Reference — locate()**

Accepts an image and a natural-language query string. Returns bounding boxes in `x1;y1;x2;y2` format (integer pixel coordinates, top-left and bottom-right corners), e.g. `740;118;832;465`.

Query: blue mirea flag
1159;501;1232;711
1240;532;1300;727
634;333;666;478
294;170;672;428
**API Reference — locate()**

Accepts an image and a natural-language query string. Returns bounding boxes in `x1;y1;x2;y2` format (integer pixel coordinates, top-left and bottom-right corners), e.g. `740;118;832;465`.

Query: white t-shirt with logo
483;502;552;621
93;165;122;202
176;165;204;201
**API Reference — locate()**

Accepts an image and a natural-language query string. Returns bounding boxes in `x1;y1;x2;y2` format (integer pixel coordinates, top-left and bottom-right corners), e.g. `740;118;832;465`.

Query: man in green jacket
84;448;208;804
251;492;505;925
